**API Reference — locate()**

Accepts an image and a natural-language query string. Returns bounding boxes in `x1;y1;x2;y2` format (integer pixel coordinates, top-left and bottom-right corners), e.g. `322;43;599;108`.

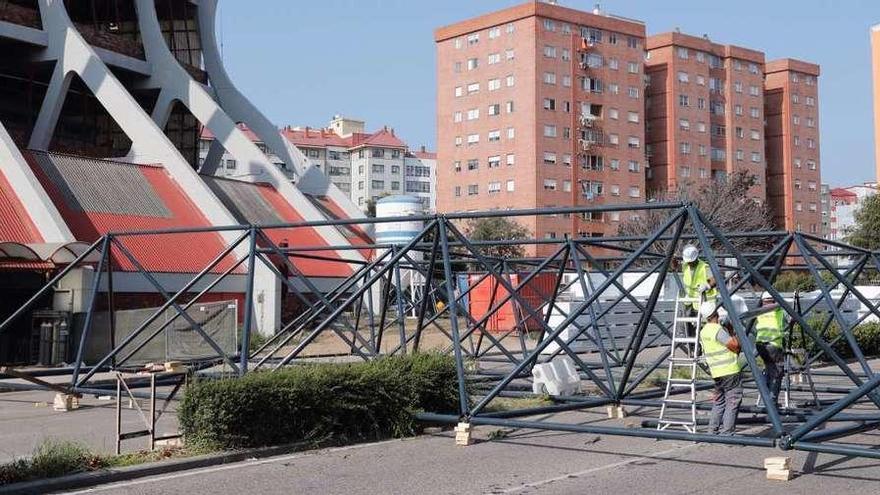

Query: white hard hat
682;245;699;263
761;291;773;301
699;300;719;319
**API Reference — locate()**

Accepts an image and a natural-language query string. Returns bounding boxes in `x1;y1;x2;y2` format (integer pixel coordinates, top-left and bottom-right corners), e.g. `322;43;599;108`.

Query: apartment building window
750;107;760;118
794;136;800;146
699;144;707;156
467;133;479;145
562;153;572;167
697;122;707;133
454;38;462;50
677;71;689;83
809;203;817;212
488;78;501;91
609;108;619;120
628;160;640;172
372;149;385;158
453;161;461;172
468;184;479;196
391;181;400;191
467;33;479;45
506;180;515;192
486;155;501;169
507;127;515;139
226;159;237;170
608;32;618;45
792;94;800;104
585;53;604;68
808;181;817;191
581;77;603;93
794;158;802;169
543;152;557;164
795;202;803;212
709;55;722;68
358;181;364;190
749;63;759;74
697;98;706;109
751;152;761;163
679;142;691;155
455;136;462;147
372;180;385;189
696;75;705;86
391;164;401;173
564;101;571;113
488;103;500;116
608;57;619;70
712;124;726;137
711;148;726;161
627;36;639;49
467;82;480;94
679;119;690;131
736;127;744;139
733;60;742;71
581;155;604;172
806;75;815;86
454;62;462;73
807;160;817;170
794;179;802;190
488;52;500;65
627;111;640;123
627;61;639;74
677;47;688;59
467;108;480;120
506;49;515;60
607;133;620;146
628;87;639;99
543;98;556;110
543;72;556;84
709;78;722;93
562;48;571;61
627;136;641;149
543;179;558;191
306;149;320;158
488;130;501;142
735;104;743;116
629;186;641;198
543;45;557;58
608;83;619;94
544;125;557;137
680;166;691;178
543;18;555;31
507;154;515;166
563;127;571;139
807;138;815;149
467;58;479;70
372;163;385;173
455;86;463;97
750;129;760;140
610;185;621;196
506;100;514;113
454;186;461;197
806;96;815;106
736;149;744;161
806;117;815;127
488;181;501;194
489;26;500;39
734;81;743;93
749;85;760;96
710;101;724;115
562;75;571;87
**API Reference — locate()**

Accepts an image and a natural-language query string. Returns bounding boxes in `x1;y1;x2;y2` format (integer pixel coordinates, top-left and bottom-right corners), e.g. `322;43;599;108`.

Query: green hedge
791;320;880;360
178;353;461;450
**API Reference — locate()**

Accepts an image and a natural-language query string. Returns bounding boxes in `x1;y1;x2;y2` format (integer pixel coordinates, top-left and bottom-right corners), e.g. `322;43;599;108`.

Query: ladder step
663;399;696;404
658;419;697;425
676;317;699;323
669;357;697;362
673;338;698;344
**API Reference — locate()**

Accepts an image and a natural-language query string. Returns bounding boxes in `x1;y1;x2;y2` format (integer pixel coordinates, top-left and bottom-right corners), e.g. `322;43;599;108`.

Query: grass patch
482;395;553;413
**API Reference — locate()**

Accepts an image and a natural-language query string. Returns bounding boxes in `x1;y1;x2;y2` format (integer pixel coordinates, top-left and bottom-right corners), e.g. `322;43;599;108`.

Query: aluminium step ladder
657;295;704;433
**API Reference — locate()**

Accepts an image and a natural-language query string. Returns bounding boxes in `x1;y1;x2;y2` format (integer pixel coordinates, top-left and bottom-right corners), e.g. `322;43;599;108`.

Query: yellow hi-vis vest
700;322;742;379
683;260;718;306
756;308;785;348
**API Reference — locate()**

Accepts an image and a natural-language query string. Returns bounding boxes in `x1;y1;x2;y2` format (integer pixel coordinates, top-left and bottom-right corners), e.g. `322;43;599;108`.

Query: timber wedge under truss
2;202;880;462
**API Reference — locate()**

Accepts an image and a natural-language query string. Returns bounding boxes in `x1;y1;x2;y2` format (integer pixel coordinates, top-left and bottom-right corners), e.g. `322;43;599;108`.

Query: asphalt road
60;412;880;495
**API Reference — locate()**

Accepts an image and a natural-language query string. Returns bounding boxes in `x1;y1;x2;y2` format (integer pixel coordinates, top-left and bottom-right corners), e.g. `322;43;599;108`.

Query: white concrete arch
195;0;365;222
132;0;363;263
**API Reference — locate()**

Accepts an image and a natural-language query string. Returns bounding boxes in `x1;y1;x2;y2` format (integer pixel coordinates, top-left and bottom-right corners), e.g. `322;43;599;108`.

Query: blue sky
218;0;880;187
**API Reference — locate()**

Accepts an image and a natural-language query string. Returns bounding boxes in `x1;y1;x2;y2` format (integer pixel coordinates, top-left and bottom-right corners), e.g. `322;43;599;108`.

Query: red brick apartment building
765;59;822;233
645;33;767;199
435;1;821;239
435;1;648;250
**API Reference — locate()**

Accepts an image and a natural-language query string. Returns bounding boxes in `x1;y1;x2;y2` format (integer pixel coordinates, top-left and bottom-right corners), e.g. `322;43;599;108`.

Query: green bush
773;271;816;292
0;440;103;486
790;319;880;360
178;353;461;450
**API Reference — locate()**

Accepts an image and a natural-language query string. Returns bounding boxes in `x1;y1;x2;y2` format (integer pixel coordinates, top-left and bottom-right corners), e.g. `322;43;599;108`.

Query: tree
464;217;530;259
618;171;775;253
846;194;880;250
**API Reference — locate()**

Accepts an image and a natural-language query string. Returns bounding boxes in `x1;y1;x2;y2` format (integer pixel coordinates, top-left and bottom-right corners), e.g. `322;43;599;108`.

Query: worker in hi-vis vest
699;300;744;436
681;245;718;308
755;292;787;404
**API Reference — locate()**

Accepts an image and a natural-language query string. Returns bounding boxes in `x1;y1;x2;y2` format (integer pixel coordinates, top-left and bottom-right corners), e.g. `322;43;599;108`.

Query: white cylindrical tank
375;195;425;247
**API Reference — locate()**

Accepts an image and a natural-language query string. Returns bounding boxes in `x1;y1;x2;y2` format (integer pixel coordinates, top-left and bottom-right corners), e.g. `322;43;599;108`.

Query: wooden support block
163;361;184;373
764;456;791;470
454;422;473;446
606;406;616;419
766;468;793;481
616;406;627;419
52;393;79;412
154;437;184;448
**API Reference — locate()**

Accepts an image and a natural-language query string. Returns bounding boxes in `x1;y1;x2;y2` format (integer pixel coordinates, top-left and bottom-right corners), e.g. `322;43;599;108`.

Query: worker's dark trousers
709;372;743;435
756;342;784;404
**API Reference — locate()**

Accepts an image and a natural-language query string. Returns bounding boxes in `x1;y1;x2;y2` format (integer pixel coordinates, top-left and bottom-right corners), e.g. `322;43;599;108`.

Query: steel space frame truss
2;202;880;461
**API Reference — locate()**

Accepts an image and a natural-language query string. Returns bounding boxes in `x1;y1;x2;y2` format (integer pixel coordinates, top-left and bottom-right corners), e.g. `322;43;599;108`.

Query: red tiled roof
830;188;858;199
346;128;407;149
25;152;237;274
0;168;43;244
203;176;353;278
199;124;260;143
281;128;349;148
409;150;437;160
